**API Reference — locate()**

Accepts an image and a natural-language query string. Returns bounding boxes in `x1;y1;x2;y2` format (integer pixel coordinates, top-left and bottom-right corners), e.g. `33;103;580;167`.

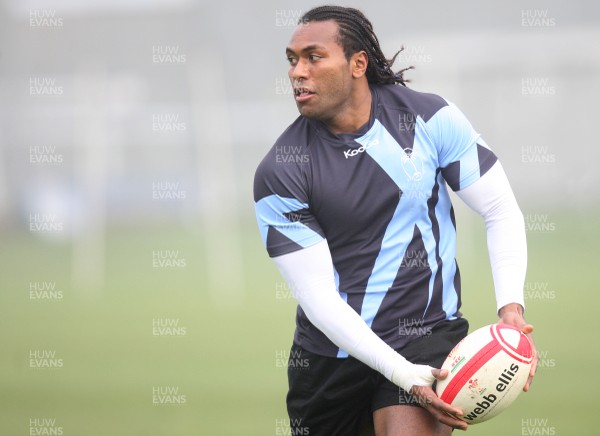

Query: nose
290;58;309;81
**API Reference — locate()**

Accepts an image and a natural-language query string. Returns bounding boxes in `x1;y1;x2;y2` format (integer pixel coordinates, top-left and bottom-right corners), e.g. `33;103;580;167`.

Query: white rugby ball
435;323;533;424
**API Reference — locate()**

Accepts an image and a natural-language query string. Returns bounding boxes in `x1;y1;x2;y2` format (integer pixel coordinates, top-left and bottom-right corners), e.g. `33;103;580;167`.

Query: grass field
0;209;597;435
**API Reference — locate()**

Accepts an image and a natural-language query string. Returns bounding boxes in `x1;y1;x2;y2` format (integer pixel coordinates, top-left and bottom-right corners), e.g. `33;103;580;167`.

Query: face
285;20;354;122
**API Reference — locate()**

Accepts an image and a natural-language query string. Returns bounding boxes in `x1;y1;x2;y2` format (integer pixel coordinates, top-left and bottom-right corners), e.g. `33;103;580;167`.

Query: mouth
294;87;315;102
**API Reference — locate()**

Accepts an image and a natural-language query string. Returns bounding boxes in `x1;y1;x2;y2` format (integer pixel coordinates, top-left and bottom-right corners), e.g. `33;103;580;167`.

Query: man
254;5;537;435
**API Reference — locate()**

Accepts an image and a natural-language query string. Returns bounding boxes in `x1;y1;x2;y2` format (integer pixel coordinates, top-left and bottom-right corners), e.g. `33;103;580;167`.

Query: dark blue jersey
254;84;497;357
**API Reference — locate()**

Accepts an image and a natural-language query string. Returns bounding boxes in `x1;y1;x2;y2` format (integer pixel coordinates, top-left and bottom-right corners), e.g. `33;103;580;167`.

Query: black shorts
286;318;469;436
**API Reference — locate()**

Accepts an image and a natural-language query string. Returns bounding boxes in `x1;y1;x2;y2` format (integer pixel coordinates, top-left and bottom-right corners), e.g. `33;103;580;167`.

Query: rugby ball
435;324;533;424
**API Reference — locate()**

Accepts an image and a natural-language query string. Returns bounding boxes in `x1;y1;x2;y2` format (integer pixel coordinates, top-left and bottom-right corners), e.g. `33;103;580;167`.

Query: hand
410;368;469;431
498;303;537;391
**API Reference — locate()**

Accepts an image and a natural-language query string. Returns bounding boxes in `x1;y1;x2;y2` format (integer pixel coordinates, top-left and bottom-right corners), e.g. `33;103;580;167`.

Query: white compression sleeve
456;161;527;312
273;240;436;392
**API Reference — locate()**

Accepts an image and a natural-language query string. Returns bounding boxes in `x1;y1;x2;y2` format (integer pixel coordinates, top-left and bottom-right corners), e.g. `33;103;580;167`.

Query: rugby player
254;6;537;435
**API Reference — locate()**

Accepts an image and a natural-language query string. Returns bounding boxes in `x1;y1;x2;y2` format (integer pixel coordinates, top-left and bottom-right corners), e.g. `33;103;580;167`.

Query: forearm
456;162;527;312
273;240;435;392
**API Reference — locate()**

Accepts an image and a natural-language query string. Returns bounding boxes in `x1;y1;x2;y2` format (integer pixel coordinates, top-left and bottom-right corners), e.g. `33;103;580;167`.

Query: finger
436;413;468;430
426;404;468;430
521;323;534;334
524;347;538;392
412;387;468;430
432;398;464;417
411;386;464;417
419;391;464;416
440;415;468;431
524;371;534;391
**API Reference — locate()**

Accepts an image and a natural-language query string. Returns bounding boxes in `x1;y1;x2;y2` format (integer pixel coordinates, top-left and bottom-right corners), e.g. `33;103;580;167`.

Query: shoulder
375;84;477;139
272;115;316;153
373;83;449;122
254;116;315;202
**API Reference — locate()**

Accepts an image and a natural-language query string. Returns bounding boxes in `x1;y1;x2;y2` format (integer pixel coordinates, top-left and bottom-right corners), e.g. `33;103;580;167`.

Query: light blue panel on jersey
412;120;447;313
335;267;351;358
459;137;494;191
426;102;482;191
355;119;440;328
254;194;324;248
431;171;459;319
458;146;482;191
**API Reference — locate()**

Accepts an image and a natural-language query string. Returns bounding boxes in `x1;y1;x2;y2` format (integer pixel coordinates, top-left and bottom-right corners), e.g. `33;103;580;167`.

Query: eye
309;54;321;61
287;56;298;65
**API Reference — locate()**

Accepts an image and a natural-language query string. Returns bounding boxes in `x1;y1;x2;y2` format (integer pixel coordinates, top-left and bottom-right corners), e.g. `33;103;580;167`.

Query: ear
350;50;368;79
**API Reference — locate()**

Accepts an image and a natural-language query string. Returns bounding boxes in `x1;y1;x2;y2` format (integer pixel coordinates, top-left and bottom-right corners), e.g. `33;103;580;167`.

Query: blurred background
1;0;598;434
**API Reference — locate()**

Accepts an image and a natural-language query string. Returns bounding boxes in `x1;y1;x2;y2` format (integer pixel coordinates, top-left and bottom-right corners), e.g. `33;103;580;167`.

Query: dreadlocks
300;6;412;86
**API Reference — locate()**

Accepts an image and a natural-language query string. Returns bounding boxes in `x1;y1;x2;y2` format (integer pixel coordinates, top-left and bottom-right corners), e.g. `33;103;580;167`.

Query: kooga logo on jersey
344;139;379;159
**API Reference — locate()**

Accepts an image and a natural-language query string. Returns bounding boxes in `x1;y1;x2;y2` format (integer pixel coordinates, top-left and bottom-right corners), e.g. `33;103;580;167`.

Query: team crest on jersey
400;147;425;181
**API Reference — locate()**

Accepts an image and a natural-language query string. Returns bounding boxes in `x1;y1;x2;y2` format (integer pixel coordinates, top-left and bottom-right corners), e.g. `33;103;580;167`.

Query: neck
323;84;372;134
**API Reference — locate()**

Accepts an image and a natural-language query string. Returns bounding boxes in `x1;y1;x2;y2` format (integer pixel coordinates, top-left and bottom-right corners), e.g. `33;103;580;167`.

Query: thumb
431;368;449;381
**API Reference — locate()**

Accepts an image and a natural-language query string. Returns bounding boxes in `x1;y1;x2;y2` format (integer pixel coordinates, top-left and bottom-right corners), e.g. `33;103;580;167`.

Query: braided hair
300;6;412;86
